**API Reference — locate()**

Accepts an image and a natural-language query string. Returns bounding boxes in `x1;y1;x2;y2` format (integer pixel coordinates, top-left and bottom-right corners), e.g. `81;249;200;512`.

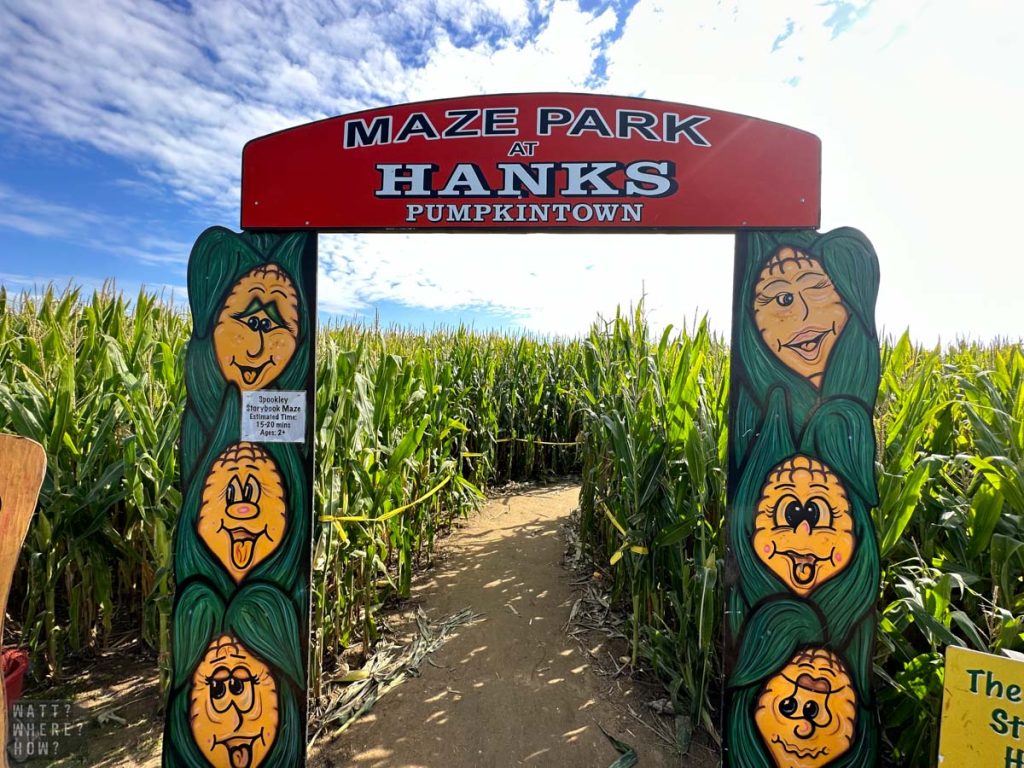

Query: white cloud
0;184;193;267
318;231;735;336
2;0;1022;341
0;0;620;212
403;1;617;99
0;184;110;236
597;0;1024;342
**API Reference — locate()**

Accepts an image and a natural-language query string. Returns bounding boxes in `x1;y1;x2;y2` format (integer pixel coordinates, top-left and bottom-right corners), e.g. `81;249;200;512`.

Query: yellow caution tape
321;473;453;528
494;436;579;447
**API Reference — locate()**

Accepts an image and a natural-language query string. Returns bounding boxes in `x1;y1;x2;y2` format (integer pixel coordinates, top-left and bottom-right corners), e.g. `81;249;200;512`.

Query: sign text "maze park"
342;105;712;148
241;93;822;231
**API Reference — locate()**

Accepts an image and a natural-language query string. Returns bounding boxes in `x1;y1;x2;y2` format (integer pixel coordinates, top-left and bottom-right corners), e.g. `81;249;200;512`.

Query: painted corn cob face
753;248;848;388
189;634;280;768
753;455;854;597
754;647;857;768
214;264;300;390
198;443;288;583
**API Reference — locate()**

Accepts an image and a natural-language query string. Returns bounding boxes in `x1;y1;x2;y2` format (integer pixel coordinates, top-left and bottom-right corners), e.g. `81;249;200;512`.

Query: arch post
164;228;317;768
723;228;881;766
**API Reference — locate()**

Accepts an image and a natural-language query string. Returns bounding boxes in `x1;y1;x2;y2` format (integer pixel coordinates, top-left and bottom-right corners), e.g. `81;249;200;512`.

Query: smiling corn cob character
755;648;857;768
753;455;854;596
197;443;288;583
190;634;279;768
214;264;300;390
753;247;848;389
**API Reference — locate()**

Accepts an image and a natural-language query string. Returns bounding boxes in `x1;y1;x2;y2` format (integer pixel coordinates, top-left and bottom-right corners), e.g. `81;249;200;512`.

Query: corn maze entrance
166;93;880;768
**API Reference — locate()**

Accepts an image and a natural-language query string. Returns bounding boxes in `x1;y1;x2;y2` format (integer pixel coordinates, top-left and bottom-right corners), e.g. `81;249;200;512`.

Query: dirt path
21;483;697;766
311;483;683;768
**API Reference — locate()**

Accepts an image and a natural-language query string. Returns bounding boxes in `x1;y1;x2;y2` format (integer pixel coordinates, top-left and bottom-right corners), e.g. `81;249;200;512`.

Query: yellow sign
940;646;1024;767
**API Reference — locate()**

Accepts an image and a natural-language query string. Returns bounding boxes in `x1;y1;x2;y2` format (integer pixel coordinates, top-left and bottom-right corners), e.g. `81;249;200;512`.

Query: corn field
577;307;1024;765
0;286;583;689
0;285;1021;765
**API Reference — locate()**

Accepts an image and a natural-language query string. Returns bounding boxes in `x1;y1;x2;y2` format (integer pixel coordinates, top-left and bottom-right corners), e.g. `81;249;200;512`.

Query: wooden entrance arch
164;93;879;768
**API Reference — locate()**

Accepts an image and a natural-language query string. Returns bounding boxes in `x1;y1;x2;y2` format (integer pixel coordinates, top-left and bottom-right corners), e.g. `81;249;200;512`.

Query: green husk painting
163;227;315;768
724;229;881;767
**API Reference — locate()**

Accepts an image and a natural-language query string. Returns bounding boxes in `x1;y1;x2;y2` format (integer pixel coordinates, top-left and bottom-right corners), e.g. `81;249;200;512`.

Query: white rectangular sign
241;390;307;443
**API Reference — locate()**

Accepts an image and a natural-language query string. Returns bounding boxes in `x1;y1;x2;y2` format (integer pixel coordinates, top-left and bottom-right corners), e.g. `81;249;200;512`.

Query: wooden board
0;434;46;768
939;646;1024;766
163;228;317;768
723;229;881;767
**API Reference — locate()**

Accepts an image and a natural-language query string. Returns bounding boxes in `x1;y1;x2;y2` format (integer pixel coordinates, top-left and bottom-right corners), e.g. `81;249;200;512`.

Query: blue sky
1;0;1022;341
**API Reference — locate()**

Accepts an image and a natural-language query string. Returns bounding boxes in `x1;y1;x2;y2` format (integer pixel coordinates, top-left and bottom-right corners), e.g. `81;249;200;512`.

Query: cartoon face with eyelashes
753;247;848;388
197;443;287;583
190;634;279;768
755;647;857;768
753;455;854;596
213;264;299;390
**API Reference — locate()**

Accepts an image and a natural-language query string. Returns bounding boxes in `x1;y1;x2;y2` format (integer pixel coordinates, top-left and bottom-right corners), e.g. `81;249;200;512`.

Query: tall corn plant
309;321;583;695
0;286;185;688
1;288;585;694
576;304;728;744
866;337;1024;764
10;282;1023;767
574;308;1024;763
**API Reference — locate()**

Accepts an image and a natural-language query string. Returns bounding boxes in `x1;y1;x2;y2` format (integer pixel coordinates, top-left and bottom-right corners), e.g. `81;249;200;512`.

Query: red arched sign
241;93;820;231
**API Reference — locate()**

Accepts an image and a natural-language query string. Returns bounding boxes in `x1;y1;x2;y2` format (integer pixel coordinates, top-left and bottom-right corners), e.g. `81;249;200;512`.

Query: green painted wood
724;229;881;767
164;228;316;768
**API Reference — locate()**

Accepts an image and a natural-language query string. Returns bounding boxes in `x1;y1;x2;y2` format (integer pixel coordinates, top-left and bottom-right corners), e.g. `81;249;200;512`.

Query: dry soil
18;482;710;767
310;482;694;768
